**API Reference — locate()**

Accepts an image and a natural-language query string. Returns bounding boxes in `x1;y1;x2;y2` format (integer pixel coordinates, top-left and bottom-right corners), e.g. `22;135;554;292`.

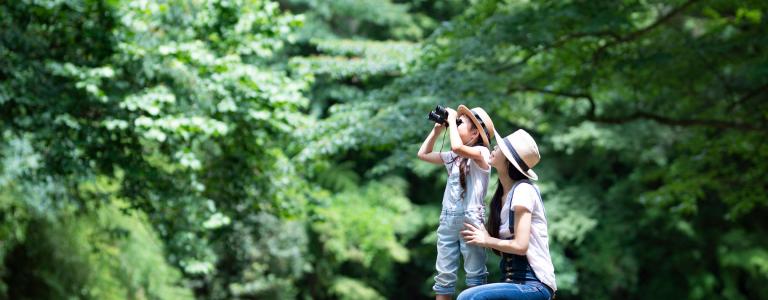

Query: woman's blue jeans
456;281;552;300
456;253;552;300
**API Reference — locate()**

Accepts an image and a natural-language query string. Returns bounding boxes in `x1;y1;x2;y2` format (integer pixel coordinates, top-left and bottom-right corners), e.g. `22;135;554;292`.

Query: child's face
489;145;506;169
457;115;478;144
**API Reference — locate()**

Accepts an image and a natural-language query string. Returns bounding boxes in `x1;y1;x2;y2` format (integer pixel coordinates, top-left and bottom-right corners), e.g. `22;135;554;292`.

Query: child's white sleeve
480;147;491;166
468;146;491;171
440;151;455;172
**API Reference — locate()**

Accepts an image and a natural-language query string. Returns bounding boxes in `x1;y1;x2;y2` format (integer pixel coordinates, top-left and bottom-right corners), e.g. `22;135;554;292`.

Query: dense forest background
1;0;767;299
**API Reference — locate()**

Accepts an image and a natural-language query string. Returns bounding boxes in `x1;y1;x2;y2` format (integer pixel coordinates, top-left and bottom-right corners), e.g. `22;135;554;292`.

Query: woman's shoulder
515;181;537;193
509;181;538;208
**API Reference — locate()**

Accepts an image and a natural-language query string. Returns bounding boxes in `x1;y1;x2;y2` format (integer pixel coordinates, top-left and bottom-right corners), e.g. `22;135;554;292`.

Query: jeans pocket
509;283;538;293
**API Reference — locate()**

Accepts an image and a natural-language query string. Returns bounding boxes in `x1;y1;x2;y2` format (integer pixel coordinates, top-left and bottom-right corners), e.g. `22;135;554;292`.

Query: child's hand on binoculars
446;107;458;122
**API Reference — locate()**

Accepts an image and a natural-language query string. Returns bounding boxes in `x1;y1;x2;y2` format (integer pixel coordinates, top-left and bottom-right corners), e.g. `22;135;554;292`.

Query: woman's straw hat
494;129;540;180
457;105;495;147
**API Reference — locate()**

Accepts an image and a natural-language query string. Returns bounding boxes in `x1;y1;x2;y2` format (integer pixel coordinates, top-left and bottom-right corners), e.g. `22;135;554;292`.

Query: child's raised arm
417;123;445;165
446;108;490;170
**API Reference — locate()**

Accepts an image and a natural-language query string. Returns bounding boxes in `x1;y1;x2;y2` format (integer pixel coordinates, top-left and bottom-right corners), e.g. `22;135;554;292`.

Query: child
417;105;496;299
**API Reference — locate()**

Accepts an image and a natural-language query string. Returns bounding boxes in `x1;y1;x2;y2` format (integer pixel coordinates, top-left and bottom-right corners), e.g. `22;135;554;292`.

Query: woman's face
457;115;478;144
489;145;507;169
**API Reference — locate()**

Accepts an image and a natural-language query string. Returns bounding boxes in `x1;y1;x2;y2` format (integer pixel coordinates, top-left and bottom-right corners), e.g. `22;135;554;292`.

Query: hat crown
508;129;540;169
458;105;495;147
494;128;540;180
470;108;495;140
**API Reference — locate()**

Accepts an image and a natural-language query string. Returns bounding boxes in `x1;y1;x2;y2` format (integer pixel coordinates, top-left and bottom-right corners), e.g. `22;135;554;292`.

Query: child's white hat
457;105;495;147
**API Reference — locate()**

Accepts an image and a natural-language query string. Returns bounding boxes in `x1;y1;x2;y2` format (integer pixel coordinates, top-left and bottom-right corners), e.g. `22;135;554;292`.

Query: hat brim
494;130;538;180
457;105;490;147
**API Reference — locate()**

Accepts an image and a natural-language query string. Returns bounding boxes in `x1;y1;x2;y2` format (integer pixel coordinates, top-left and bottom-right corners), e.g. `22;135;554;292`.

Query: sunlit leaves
311;177;414;276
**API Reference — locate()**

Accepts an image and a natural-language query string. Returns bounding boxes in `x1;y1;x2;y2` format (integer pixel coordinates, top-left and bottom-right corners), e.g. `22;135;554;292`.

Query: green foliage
283;0;424;40
225;212;308;299
1;0;313;298
330;277;386;300
313;177;412;269
291;39;420;80
305;176;433;299
2;0;766;299
4;202;193;300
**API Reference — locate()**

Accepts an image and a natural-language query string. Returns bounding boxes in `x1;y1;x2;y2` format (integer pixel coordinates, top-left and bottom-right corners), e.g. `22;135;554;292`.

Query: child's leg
434;215;463;296
460;212;488;288
460;236;488;287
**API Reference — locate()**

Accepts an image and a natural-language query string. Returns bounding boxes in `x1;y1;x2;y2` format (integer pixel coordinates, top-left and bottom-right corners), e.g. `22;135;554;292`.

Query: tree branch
593;0;702;64
508;84;765;131
729;81;768;111
510;85;592;100
588;111;764;131
509;84;596;118
492;31;620;74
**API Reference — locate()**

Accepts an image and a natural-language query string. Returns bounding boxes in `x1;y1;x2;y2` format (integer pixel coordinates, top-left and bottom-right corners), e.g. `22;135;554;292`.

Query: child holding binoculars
418;104;496;299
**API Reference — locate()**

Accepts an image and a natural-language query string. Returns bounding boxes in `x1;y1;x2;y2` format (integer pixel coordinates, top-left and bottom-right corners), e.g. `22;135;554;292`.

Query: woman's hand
461;223;490;247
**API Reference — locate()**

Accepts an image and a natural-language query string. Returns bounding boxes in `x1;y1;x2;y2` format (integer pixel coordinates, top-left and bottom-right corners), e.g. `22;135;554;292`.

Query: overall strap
502;179;544;285
506;179;547;233
506;179;531;235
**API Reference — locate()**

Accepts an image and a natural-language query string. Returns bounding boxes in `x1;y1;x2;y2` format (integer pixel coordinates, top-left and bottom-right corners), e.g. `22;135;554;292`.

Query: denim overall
433;155;489;295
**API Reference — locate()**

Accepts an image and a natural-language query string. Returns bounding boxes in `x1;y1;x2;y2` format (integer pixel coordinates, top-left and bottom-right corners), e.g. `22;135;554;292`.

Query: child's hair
486;159;529;256
448;119;484;199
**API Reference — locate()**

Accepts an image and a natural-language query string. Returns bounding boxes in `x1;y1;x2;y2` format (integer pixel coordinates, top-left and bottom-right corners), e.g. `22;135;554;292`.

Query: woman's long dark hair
486;159;529;256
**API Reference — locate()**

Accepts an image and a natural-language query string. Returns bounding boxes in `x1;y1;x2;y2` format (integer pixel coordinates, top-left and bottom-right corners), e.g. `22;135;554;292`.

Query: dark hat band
504;136;529;172
471;109;491;144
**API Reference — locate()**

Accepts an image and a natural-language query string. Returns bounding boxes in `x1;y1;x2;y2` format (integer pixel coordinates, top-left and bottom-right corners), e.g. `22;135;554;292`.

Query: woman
458;129;556;300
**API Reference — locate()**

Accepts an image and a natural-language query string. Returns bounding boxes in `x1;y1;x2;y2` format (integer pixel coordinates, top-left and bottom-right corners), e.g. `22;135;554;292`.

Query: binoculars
428;105;462;126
